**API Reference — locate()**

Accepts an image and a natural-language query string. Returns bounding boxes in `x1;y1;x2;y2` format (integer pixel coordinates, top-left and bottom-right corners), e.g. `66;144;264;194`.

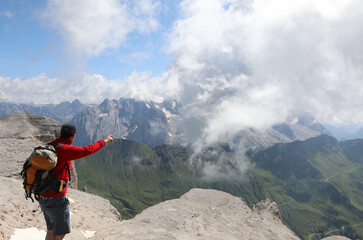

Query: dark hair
61;124;76;139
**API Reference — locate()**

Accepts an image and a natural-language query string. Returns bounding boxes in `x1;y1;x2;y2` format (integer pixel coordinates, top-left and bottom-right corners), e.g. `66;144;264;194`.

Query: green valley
76;135;363;239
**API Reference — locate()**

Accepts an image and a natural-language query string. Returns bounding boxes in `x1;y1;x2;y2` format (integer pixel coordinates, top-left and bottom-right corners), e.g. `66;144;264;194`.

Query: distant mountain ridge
234;112;329;151
0;99;88;123
324;124;363;140
70;99;330;150
0;99;329;149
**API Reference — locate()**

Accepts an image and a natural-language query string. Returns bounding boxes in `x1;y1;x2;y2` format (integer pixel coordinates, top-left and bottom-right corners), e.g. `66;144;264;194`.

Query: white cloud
0;72;179;105
190;144;248;181
0;74;59;104
165;0;363;150
40;0;160;58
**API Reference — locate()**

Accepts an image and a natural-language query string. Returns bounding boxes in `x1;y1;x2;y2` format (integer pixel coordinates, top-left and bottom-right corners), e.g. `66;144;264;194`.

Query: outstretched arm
58;135;114;161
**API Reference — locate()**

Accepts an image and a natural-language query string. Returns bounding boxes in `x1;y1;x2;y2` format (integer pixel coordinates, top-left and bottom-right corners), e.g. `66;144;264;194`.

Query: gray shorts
39;196;71;236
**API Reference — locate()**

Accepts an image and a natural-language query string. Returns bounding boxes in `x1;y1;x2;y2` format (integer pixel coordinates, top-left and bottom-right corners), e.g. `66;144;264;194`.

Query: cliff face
0;112;60;142
0;112;79;188
0;112;61;179
71;99;184;147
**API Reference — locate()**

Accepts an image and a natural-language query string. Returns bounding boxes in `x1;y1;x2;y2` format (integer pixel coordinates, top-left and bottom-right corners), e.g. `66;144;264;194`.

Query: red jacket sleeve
57;140;106;161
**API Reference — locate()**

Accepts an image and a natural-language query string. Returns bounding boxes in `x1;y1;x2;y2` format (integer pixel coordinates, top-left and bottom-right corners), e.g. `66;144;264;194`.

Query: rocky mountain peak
70;99;82;108
100;98;115;111
0;112;60;142
91;188;300;240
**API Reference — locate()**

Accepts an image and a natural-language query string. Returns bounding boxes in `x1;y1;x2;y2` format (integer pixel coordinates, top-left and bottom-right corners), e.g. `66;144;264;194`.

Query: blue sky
1;0;363;141
0;0;178;80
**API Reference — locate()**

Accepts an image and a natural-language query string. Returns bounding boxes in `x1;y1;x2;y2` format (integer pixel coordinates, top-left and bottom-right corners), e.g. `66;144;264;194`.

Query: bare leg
53;235;65;240
45;230;53;240
44;230;65;240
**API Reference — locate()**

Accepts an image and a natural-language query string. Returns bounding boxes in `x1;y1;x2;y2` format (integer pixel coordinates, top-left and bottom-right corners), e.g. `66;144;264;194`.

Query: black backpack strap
52;162;71;182
50;143;71;185
51;143;69;179
66;162;71;182
54;143;63;149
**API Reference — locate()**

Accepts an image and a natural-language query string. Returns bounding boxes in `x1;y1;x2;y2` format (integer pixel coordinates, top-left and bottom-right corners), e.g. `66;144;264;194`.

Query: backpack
20;143;70;202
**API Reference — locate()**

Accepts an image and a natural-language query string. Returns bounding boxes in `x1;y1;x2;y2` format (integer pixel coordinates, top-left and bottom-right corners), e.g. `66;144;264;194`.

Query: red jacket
40;137;106;198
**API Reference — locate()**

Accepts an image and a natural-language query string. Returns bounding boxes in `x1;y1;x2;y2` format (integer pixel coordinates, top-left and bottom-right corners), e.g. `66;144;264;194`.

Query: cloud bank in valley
1;0;363;141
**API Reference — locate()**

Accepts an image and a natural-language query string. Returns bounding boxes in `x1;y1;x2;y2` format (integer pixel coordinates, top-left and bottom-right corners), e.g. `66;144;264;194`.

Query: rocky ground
91;188;300;240
0;177;120;240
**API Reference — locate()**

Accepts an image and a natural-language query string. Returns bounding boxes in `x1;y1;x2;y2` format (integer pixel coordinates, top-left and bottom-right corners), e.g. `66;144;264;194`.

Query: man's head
61;124;76;139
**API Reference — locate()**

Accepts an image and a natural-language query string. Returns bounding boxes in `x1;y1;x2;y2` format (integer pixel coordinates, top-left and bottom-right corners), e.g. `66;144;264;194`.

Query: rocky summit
91;188;300;240
90;188;351;240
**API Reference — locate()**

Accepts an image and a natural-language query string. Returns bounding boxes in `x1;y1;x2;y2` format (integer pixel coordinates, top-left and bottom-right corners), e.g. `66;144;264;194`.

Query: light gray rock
0;177;120;240
0;112;60;142
71;98;184;147
0;112;61;179
91;188;300;240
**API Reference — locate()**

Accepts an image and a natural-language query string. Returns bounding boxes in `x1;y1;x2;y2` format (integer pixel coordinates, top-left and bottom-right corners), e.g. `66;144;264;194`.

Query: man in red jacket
39;124;114;240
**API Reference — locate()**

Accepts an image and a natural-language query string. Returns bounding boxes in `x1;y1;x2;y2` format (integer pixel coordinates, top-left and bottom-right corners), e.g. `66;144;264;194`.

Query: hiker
38;124;114;240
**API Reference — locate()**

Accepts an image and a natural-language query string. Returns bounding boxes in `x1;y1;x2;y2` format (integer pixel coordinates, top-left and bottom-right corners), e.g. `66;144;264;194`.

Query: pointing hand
104;135;114;144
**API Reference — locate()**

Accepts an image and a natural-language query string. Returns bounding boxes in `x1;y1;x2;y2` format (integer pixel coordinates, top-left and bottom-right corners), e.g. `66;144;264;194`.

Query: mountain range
324;124;363;140
0;100;86;123
0;98;329;150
